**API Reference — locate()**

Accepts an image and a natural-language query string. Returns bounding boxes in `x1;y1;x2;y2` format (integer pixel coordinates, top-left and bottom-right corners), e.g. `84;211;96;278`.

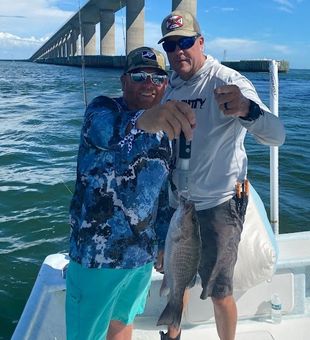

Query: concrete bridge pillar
82;22;96;55
172;0;197;15
52;43;57;58
56;42;61;58
126;0;144;54
100;10;115;56
29;0;199;63
60;39;65;57
69;29;78;56
62;37;67;57
64;34;70;57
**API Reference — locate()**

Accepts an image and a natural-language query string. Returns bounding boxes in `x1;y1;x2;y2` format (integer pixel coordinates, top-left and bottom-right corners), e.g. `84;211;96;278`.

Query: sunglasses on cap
127;71;167;86
162;35;200;53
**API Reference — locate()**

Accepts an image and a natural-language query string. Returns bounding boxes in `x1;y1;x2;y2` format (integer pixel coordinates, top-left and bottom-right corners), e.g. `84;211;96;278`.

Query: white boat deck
134;315;310;340
12;232;310;340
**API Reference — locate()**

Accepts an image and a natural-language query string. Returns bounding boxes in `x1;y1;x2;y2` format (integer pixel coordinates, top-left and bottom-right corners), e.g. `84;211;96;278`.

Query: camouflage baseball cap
158;10;201;43
124;47;167;74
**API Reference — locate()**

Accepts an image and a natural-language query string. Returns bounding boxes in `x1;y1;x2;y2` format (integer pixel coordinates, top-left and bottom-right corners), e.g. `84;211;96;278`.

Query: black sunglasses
162;35;200;53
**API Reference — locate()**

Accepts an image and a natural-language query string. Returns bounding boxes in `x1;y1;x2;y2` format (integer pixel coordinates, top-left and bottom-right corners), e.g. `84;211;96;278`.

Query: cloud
0;1;75;37
221;8;236;12
206;37;291;61
0;1;76;59
0;32;46;45
0;15;26;18
0;32;48;59
273;0;295;13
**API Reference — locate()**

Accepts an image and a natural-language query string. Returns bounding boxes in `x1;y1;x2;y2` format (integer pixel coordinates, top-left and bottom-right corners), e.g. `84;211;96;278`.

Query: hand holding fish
136;100;196;141
155;249;165;273
214;85;250;118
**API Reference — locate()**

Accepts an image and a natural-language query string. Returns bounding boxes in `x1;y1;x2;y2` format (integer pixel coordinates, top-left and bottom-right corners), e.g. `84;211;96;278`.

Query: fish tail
157;301;183;329
160;275;170;297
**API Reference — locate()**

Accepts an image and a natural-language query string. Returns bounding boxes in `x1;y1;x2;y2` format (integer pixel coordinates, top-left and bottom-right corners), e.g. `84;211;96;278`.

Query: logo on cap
166;15;183;30
142;50;156;61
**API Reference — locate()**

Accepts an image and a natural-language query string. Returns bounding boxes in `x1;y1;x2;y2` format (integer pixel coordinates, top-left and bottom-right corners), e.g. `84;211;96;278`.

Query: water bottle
271;293;282;323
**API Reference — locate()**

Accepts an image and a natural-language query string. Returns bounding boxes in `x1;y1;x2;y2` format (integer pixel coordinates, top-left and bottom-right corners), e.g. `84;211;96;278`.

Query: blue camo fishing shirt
69;96;173;269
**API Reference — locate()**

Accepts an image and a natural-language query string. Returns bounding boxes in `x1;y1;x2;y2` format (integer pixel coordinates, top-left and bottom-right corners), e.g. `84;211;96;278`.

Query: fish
157;196;201;329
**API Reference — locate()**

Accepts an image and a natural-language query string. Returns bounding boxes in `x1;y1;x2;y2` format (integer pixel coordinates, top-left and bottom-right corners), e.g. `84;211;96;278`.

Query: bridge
30;0;197;67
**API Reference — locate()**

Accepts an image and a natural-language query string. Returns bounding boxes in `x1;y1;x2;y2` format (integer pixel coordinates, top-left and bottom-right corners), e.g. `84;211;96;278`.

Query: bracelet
130;109;145;134
118;110;145;152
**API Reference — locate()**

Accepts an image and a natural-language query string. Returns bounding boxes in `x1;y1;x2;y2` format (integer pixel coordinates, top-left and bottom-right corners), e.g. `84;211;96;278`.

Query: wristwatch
240;100;264;121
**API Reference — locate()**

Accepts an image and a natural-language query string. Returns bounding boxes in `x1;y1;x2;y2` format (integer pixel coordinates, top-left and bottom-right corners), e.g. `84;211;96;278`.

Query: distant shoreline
0;59;30;62
0;59;308;71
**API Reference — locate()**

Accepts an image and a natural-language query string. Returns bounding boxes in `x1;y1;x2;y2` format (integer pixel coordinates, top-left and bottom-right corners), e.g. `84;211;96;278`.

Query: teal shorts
66;260;153;340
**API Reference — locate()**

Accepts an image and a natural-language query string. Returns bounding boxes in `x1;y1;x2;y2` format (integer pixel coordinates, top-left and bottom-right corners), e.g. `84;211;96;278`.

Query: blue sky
0;0;309;69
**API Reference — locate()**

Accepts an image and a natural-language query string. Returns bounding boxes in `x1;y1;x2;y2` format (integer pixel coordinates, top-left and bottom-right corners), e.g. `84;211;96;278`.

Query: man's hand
136;101;196;141
154;250;164;273
214;85;250;118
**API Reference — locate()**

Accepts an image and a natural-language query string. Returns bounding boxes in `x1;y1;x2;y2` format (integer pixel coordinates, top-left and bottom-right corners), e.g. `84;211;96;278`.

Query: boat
221;59;289;73
11;232;310;340
11;61;310;339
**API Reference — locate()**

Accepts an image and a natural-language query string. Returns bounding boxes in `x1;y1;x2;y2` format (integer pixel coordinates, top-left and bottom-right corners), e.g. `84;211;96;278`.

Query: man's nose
144;76;154;85
174;45;183;53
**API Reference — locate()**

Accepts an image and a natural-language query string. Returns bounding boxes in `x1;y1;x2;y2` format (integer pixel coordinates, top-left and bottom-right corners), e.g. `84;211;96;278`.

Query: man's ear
199;36;205;51
163;78;169;88
120;74;126;91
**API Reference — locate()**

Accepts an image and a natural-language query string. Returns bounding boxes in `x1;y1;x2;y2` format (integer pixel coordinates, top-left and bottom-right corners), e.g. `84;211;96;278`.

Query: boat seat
184;232;310;324
184;272;294;324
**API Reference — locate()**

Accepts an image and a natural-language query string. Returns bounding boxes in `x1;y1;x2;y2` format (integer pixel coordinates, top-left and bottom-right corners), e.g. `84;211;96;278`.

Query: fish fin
187;274;197;289
160;275;170;297
157;300;183;329
200;287;208;300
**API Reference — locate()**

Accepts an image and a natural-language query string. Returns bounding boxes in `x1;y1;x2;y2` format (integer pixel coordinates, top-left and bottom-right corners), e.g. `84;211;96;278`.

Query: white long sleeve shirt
163;55;285;210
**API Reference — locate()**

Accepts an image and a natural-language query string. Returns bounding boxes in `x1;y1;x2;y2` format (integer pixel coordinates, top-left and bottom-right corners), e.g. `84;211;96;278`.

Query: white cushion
233;183;278;290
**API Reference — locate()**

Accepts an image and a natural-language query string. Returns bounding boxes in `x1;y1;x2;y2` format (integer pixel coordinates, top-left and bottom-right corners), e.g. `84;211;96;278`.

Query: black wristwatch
240;100;264;121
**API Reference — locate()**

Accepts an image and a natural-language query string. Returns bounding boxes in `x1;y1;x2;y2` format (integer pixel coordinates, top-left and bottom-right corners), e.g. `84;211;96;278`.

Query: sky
0;0;309;69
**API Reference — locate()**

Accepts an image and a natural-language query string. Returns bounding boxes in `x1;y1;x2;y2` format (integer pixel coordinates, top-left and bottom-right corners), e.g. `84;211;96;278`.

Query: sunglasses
162;35;200;53
128;71;167;86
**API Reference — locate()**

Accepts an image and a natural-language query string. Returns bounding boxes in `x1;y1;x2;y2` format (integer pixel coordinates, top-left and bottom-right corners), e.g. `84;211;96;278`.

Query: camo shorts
197;195;248;299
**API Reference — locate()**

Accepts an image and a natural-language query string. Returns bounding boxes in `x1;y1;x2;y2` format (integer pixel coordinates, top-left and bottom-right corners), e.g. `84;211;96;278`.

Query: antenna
269;60;279;234
223;49;227;61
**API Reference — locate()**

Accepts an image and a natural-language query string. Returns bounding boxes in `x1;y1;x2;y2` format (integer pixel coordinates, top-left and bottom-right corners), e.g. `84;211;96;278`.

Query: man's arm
82;96;141;150
214;84;285;146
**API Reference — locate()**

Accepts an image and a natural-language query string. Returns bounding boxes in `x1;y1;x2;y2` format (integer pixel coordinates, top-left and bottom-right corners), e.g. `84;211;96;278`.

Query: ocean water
0;61;309;339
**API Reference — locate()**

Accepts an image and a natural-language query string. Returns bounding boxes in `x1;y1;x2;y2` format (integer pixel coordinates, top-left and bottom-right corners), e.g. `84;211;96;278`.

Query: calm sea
0;61;309;339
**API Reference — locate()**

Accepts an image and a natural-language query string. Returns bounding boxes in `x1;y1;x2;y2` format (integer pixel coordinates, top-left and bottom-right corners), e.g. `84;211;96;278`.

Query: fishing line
21;0;90;197
77;0;88;108
120;0;126;54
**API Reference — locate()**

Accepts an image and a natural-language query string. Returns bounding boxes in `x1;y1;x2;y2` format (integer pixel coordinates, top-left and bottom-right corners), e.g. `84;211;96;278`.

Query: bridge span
30;0;197;68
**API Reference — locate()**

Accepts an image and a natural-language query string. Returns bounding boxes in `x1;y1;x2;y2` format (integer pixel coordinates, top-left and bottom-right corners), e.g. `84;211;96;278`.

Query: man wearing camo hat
66;46;195;340
157;10;285;340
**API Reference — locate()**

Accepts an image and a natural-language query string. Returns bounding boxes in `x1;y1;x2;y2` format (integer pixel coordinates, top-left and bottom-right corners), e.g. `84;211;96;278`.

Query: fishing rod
177;132;191;195
30;0;88;196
